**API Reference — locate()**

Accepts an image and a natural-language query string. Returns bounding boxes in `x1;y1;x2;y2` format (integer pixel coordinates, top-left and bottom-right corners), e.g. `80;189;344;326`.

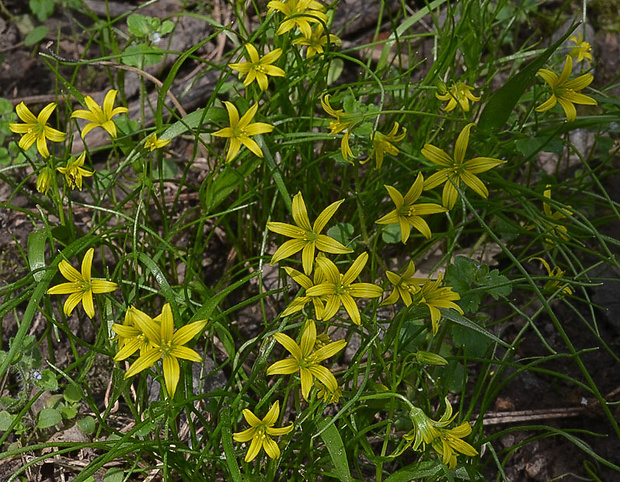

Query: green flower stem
358;391;416;413
354;163;370;246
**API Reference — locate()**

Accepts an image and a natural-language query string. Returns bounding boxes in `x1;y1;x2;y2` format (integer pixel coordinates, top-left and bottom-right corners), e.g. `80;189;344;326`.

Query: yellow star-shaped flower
281;265;326;318
415;273;463;335
362;122;406;170
422;123;504;210
71;89;129;138
306;253;383;325
57;152;93;190
47;248;117;318
381;260;426;306
111;306;156;361
267;320;346;400
144;133;171;151
321;94;363;163
406;398;478;470
292;24;341;58
376;173;447;243
212;101;274;163
267;191;353;274
123;303;207;398
9;102;67;158
568;32;593;64
229;44;285;91
535;55;597;122
233;401;293;462
435;81;481;112
531;257;572;296
432;422;478;470
267;0;328;38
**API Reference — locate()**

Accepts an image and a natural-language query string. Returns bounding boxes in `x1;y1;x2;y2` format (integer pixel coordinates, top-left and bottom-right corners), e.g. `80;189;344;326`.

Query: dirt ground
1;0;620;480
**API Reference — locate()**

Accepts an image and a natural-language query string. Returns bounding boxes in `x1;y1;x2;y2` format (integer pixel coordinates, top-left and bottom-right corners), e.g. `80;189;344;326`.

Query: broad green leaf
77;416;96;435
0;411;13;431
29;0;54;21
317;418;353;482
63;384;82;403
514;135;564;158
384;460;445;481
24;25;49;47
151;157;178;180
160;20;175;36
161;107;225;141
27;228;48;282
213;322;235;358
34;369;58;391
381;223;401;244
327;58;344;85
127;14;154;38
61;405;78;420
327;223;354;247
445;359;466;394
478;24;578;132
103;468;124;482
37;407;62;429
440;309;509;347
445;256;512;313
451;319;491;358
121;44;163;68
201;159;260;213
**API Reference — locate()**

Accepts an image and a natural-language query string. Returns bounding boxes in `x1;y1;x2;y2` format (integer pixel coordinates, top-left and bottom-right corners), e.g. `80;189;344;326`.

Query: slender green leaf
384;461;445;481
220;407;242;482
440;309;509;347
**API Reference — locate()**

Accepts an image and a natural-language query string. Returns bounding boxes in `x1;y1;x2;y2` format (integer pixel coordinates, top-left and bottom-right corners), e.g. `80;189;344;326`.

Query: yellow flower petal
163;354;180;396
273;332;303;360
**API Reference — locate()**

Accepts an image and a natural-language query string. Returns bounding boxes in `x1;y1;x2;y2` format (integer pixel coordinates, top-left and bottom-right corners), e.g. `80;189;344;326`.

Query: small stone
525;454;549;481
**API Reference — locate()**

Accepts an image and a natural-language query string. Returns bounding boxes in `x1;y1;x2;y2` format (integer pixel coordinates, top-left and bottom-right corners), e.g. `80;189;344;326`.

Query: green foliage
29;0;54;22
0;98;16;165
121;14;175;68
445;256;512;313
24;25;49;47
36;407;62;429
127;14;174;41
327;222;354;247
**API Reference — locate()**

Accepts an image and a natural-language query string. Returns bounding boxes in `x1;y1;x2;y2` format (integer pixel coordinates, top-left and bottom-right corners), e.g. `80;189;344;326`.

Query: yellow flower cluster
45;248;208;400
268;0;341;58
112;303;207;398
33;3;596;472
381;261;463;335
224;1;351;464
436;81;481;113
405;399;478;470
9;89;168;195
